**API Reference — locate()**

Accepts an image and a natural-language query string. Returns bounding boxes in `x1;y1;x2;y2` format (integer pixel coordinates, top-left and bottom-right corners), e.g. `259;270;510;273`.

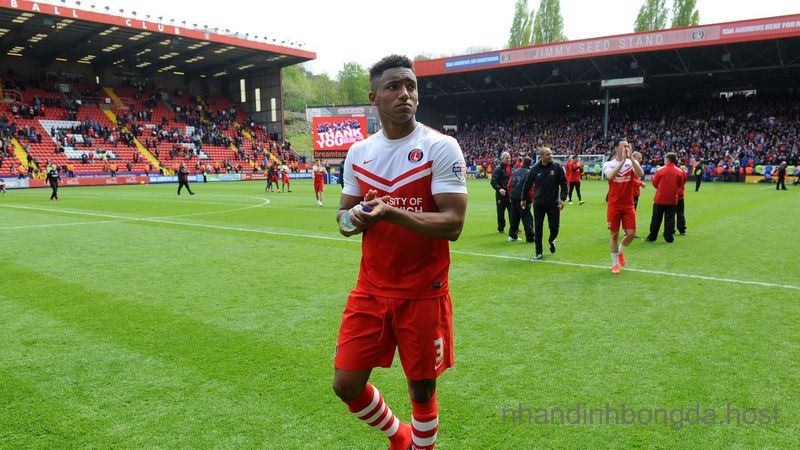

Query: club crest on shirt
550;169;555;176
408;149;424;163
452;161;466;181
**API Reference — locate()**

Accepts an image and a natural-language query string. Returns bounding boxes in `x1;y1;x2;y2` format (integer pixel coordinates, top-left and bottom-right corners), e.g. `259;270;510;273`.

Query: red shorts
314;180;324;192
282;174;290;184
334;289;454;380
607;206;636;232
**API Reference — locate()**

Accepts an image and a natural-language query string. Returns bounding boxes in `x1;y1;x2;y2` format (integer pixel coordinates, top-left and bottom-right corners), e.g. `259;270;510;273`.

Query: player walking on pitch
332;55;468;450
603;139;644;274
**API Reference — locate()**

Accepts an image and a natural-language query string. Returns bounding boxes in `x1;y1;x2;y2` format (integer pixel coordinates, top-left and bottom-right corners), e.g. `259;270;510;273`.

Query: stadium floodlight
90;5;95;11
104;6;109;12
131;11;136;17
118;9;123;16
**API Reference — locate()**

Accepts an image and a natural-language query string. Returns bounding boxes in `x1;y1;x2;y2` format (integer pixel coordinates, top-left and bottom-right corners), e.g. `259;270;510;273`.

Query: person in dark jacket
508;156;534;243
177;163;195;195
693;159;704;192
521;147;568;260
490;152;513;234
776;161;788;191
46;166;60;200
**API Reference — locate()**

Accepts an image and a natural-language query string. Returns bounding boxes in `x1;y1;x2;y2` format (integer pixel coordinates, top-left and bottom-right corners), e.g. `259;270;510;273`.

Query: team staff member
693;159;705;192
521;147;567;260
646;153;685;243
566;155;584;205
46;166;60;200
508;156;534;243
776;161;788;190
603;139;644;274
333;55;468;450
490;152;512;234
177;163;195;195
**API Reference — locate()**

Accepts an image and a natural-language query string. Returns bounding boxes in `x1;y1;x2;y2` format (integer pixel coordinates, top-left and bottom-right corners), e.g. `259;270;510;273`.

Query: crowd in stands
453;94;800;175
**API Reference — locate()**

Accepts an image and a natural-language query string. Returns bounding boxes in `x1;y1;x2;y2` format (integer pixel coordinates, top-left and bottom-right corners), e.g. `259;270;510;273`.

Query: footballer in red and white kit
333;55;467;450
603;139;644;274
312;163;327;206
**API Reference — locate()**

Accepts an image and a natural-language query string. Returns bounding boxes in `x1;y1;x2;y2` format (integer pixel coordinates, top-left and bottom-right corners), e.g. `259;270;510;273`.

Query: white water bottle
339;204;372;232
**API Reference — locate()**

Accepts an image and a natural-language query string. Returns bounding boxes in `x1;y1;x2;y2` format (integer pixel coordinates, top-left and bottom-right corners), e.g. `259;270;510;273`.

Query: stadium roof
0;0;315;78
416;14;800;106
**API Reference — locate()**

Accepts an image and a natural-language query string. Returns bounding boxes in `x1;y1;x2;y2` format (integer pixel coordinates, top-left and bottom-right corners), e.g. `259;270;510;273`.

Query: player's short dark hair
522;156;533;168
369;55;414;91
665;152;677;163
615;138;628;148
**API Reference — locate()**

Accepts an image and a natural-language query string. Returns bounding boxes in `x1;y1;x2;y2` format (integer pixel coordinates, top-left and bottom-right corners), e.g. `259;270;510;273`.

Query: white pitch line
452;250;800;291
0;196;271;224
2;202;797;291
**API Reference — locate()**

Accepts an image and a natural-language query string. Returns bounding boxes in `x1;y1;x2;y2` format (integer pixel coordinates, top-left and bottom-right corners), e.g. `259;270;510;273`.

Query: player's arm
358;192;467;242
337;194;364;237
604;148;625;179
630;155;645;177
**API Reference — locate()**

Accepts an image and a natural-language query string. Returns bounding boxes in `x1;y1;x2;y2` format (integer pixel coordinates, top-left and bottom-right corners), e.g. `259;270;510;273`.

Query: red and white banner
313;117;367;157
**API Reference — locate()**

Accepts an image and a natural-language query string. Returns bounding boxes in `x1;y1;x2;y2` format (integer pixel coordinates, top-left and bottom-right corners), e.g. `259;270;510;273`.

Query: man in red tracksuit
566;155;584;204
646;153;685;243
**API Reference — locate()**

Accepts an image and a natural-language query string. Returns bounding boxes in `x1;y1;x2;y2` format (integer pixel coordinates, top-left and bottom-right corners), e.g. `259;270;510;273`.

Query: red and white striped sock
345;384;407;446
411;392;439;450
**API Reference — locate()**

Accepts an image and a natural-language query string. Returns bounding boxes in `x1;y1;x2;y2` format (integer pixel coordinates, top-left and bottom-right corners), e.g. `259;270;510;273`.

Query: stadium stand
0;76;305;178
453;93;800;176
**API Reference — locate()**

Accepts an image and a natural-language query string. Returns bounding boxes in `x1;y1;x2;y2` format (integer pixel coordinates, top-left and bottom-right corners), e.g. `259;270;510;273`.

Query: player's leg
396;296;453;450
408;378;438;450
333;292;409;449
567;183;574;203
575;183;583;203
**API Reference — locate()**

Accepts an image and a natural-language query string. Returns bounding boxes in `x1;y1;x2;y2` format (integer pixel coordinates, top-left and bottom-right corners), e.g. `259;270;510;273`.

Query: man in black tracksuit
521;147;568;260
694;160;704;192
776;161;788;191
508;156;534;243
177;163;195;195
490;152;513;234
46;167;60;200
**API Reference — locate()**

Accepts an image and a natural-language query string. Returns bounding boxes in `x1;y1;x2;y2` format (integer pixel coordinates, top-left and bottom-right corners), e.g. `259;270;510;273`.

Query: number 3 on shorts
434;337;444;370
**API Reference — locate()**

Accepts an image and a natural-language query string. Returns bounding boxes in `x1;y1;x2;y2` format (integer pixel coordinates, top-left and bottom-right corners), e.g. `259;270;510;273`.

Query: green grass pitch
0;178;797;449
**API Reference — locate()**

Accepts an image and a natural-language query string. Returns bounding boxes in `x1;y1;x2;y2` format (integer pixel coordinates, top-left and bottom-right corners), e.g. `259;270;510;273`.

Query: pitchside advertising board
313;117;368;159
